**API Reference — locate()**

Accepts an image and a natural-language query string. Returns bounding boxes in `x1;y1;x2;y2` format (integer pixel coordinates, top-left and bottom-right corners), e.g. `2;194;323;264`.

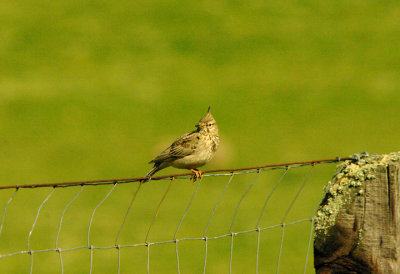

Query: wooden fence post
314;153;400;273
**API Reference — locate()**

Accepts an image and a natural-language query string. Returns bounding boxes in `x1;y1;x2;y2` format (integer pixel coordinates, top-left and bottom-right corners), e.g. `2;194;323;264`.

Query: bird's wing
149;131;199;164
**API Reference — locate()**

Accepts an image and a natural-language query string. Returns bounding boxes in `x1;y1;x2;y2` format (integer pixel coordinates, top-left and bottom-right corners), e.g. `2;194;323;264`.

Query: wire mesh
0;157;351;273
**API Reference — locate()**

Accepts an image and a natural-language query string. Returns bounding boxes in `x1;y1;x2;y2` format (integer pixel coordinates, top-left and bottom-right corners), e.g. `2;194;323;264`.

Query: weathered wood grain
314;154;400;273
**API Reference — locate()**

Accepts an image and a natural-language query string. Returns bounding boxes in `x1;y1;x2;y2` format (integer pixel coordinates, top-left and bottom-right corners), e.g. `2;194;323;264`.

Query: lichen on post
314;152;400;273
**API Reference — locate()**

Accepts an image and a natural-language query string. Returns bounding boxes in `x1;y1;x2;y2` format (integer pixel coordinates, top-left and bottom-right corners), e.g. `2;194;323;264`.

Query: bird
146;107;219;180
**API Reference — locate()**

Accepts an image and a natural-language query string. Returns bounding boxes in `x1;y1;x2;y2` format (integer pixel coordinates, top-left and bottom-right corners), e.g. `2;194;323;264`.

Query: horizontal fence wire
0;219;314;258
0;157;353;190
0;156;357;273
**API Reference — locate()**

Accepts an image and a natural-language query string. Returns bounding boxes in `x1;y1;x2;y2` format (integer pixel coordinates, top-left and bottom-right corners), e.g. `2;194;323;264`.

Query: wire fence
0;157;355;273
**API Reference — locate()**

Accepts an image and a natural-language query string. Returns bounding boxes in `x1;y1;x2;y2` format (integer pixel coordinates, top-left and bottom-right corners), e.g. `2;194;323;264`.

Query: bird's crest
197;106;215;125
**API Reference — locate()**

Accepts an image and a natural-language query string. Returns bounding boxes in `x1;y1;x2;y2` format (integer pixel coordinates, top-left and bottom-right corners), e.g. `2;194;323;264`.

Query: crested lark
146;107;219;179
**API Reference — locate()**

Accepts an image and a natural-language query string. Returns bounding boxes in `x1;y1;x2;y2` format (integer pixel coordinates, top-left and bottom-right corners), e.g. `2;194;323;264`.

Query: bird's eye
208;123;212;126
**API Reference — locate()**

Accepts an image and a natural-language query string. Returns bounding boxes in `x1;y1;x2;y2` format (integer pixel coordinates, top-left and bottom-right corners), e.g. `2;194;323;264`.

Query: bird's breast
172;135;219;169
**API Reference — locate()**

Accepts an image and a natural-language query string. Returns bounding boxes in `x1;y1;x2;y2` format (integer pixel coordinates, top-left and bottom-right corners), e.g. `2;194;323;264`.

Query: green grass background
1;0;400;273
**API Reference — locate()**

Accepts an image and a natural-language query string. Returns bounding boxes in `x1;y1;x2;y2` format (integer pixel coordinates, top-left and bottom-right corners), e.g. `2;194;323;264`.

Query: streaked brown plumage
146;107;219;178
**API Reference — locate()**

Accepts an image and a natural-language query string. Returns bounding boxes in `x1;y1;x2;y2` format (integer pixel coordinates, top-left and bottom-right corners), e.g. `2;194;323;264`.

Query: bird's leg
189;169;202;182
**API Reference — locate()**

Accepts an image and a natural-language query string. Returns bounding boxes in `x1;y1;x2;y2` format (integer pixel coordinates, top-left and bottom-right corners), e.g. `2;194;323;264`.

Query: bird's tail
145;166;159;178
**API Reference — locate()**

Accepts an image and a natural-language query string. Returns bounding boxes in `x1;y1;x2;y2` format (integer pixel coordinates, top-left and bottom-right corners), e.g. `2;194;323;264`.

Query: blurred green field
1;0;400;273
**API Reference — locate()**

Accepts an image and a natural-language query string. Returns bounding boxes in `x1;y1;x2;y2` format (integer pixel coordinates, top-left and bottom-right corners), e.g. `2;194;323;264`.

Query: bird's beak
207;106;211;113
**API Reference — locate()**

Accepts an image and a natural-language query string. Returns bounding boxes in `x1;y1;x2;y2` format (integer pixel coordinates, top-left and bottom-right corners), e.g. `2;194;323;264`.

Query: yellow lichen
314;152;400;237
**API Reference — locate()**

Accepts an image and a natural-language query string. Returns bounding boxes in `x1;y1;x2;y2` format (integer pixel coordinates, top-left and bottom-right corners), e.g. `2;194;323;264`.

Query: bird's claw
189;169;202;182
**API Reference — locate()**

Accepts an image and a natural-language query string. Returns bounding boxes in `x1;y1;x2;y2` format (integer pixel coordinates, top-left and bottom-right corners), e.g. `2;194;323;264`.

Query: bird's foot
189;169;202;182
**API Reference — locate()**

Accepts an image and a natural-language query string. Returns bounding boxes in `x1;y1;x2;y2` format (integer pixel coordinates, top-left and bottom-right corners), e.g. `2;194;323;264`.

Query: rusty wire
0;156;354;190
